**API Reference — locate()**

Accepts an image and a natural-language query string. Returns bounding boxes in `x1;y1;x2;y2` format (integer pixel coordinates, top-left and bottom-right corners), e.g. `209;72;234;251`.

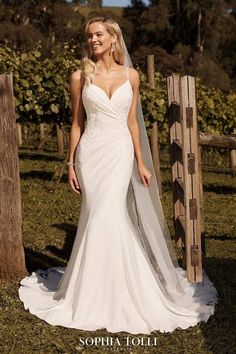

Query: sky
67;0;150;7
103;0;149;6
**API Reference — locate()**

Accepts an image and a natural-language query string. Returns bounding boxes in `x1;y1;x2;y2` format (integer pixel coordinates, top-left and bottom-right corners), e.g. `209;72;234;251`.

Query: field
0;145;235;354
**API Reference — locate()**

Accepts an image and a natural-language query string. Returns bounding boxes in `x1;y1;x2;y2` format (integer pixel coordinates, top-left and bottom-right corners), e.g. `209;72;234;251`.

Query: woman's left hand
137;163;152;187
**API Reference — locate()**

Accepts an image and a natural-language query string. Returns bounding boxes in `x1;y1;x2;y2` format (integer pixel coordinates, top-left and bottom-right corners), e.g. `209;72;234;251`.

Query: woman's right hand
68;166;82;195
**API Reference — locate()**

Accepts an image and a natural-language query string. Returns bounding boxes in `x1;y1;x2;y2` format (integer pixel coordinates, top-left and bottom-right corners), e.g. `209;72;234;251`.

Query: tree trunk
197;8;203;53
0;74;27;281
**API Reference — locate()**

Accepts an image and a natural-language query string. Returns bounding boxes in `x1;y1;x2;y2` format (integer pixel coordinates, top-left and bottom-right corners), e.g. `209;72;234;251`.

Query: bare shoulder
128;67;140;86
70;68;82;79
69;69;85;91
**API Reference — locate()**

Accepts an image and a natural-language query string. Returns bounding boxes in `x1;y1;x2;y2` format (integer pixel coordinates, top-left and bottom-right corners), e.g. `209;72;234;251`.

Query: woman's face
86;22;116;56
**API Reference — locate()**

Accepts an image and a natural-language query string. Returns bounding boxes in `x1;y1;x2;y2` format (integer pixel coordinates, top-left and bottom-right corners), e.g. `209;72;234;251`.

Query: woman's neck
95;59;121;73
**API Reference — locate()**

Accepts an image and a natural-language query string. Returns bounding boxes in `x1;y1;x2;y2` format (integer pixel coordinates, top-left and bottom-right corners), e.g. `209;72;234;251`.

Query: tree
124;0;236;90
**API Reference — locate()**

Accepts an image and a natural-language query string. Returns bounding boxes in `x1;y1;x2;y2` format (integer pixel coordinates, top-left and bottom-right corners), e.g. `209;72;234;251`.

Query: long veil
120;34;219;309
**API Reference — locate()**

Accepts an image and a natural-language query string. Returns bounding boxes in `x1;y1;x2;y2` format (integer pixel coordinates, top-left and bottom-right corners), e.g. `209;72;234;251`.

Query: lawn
0;148;235;354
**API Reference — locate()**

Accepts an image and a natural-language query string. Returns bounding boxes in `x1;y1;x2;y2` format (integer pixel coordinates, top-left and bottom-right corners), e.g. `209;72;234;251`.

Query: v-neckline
90;79;130;101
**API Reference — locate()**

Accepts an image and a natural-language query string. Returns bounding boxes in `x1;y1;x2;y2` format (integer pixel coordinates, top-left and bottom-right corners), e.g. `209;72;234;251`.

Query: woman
18;16;218;335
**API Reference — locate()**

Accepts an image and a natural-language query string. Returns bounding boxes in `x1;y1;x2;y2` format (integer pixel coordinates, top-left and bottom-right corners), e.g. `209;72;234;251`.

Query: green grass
0;150;235;354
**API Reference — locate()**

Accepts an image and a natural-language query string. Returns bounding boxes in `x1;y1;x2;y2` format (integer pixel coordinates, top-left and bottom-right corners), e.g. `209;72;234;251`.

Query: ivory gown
18;67;218;334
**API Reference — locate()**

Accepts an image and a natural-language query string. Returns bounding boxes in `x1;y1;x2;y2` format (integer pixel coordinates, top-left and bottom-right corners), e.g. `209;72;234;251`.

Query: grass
0;148;235;354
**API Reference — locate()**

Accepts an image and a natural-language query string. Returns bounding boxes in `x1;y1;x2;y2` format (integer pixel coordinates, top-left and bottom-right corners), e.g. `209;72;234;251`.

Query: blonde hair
81;16;125;84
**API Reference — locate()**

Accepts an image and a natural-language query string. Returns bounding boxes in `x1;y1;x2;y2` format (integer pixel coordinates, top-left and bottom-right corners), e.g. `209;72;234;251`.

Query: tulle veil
119;30;219;310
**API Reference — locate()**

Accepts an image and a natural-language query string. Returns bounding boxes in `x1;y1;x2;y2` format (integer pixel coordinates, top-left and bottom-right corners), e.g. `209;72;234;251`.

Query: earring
111;43;116;52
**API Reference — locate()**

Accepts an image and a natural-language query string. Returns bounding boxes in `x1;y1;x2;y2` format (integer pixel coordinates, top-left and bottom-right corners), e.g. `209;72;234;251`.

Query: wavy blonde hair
81;16;125;84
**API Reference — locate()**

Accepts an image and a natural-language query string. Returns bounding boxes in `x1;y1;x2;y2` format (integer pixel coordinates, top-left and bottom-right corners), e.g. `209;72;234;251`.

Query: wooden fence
1;67;235;282
167;74;236;283
167;74;203;283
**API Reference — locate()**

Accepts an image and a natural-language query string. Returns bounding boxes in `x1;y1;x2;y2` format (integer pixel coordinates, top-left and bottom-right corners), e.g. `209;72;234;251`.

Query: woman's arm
68;69;86;164
127;68;144;167
127;68;152;187
67;69;86;194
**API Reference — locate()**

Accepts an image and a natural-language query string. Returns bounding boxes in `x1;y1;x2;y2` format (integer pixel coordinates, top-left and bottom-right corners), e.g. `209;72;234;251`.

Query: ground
0;147;235;354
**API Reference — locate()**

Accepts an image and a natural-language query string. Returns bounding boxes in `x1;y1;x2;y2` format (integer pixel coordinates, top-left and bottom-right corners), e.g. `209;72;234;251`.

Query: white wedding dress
18;67;218;334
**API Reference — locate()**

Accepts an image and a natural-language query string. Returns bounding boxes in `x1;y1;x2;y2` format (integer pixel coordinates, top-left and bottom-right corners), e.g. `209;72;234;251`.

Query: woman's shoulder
69;69;85;91
126;67;139;85
126;66;139;78
70;69;83;83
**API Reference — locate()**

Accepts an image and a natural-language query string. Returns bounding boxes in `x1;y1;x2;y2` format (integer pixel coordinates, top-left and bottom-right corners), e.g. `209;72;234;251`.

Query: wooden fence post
40;122;45;142
180;75;202;283
166;74;186;260
56;123;64;154
167;74;203;283
230;149;236;173
0;74;27;280
147;55;162;196
16;123;22;146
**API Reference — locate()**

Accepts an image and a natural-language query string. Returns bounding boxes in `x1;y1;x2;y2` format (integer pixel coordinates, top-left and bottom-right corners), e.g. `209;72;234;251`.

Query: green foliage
196;79;236;135
1;1;236;90
138;68;169;144
0;43;80;124
138;70;236;145
124;0;236;91
0;44;235;144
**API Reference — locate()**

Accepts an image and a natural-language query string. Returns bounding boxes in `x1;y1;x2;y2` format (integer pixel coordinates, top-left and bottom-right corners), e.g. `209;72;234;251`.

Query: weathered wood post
230;149;236;173
166;74;186;260
180;75;202;283
16;123;22;146
147;55;162;196
0;74;27;280
56;123;64;154
39;122;45;142
167;74;203;283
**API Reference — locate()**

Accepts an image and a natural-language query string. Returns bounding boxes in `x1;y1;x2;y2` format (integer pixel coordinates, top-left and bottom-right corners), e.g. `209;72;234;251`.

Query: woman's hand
68;166;82;195
137;162;152;187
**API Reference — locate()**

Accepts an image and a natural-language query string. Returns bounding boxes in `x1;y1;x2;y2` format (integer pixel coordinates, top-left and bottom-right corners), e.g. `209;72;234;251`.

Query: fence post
0;74;26;280
166;74;186;263
147;55;162;197
180;75;202;283
167;74;203;283
16;123;22;146
56;124;64;154
230;149;236;173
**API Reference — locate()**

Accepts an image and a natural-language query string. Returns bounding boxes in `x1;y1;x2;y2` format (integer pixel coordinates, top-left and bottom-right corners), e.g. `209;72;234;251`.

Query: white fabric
18;66;218;334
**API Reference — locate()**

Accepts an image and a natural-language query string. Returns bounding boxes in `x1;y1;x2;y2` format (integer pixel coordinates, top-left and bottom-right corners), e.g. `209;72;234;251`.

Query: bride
18;16;218;335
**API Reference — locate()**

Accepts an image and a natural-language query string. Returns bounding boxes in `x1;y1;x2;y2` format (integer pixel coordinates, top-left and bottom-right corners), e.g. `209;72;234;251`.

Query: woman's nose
90;35;98;42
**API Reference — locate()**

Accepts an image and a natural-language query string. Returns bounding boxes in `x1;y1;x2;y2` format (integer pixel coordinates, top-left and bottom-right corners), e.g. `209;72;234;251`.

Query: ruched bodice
81;67;133;133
